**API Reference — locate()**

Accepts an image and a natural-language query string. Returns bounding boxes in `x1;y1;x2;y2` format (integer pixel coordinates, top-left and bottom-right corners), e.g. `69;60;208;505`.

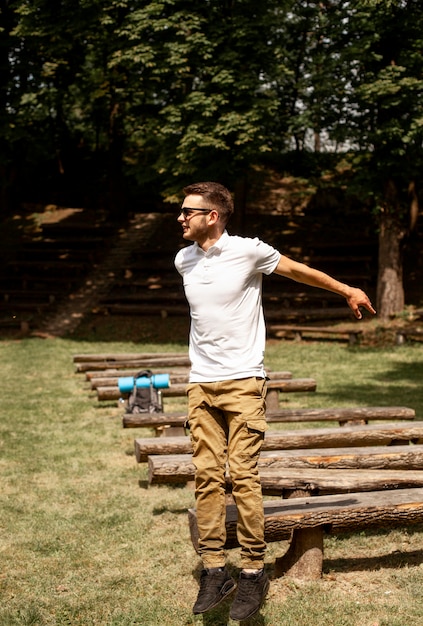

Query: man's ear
208;209;220;225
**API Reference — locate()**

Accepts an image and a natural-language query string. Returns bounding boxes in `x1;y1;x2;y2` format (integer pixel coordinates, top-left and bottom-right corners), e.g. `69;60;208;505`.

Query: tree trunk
376;181;406;320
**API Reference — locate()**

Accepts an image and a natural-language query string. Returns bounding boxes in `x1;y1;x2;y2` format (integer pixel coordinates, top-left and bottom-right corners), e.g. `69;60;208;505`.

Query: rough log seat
268;324;363;345
148;459;423;496
135;421;423;462
187;487;423;579
103;303;189;316
249;468;423;497
75;354;191;373
146;444;423;483
396;328;423;345
73;351;189;363
148;457;423;492
97;377;316;402
135;422;423;463
90;369;292;390
123;406;415;429
85;366;190;382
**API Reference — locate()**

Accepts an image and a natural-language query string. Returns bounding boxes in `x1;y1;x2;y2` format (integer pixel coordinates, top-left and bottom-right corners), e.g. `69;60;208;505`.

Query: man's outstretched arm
273;254;376;320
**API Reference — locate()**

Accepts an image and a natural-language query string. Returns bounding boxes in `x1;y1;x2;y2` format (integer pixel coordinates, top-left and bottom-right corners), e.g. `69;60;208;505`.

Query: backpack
127;370;163;414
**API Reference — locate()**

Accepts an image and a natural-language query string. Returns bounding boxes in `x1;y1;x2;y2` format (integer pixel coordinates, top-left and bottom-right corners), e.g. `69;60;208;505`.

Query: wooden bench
134;421;423;463
123;405;415;429
97;377;317;403
268;324;363;345
396;328;423;345
89;369;293;390
102;303;189;316
6;260;90;275
74;354;192;373
146;444;423;483
148;457;423;492
187;488;423;579
0;316;33;331
73;351;189;363
239;467;423;498
135;422;423;463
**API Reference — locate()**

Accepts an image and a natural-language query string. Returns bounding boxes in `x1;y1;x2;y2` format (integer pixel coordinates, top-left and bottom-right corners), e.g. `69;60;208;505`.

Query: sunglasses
179;207;213;219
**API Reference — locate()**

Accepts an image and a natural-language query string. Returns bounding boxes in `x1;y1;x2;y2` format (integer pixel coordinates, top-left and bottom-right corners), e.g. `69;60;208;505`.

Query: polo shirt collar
194;230;229;256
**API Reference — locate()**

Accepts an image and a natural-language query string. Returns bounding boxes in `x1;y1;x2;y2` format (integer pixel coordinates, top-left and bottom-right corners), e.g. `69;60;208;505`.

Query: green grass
1;335;423;625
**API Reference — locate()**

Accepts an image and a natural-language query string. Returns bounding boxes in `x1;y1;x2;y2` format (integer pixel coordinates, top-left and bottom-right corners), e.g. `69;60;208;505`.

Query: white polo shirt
174;231;280;382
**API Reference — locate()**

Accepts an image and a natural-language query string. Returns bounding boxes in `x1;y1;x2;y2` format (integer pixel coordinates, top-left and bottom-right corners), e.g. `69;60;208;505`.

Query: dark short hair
183;181;234;225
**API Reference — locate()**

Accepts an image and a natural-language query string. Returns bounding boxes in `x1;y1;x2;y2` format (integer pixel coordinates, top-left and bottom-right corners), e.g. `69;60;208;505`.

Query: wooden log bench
123;405;415;429
134;421;423;463
241;468;423;498
74;354;192;373
187;487;423;579
148;457;423;494
6;260;90;275
268;324;363;345
73;351;189;363
97;377;317;403
396;328;423;345
146;444;423;483
89;369;293;390
103;303;189;316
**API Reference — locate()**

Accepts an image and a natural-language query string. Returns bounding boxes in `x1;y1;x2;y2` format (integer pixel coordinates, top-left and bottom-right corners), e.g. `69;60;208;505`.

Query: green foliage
0;0;422;212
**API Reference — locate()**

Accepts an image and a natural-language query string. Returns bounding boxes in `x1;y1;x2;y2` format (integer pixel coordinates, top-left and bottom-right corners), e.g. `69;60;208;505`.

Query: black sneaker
229;569;270;621
193;567;236;615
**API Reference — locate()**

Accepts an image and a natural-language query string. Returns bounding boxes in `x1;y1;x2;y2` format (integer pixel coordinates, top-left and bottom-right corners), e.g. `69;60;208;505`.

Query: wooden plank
98;383;187;401
254;468;423;497
396;328;423;345
148;458;423;493
146;444;423;482
73;352;188;363
85;366;190;381
98;377;316;401
123;406;415;429
135;421;423;462
91;372;189;389
265;406;416;424
188;487;423;549
124;412;188;429
266;378;316;392
268;324;363;345
89;369;292;390
76;355;191;372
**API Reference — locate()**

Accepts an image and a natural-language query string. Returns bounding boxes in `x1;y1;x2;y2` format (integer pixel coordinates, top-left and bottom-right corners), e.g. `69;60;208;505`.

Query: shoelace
236;576;259;601
199;571;225;596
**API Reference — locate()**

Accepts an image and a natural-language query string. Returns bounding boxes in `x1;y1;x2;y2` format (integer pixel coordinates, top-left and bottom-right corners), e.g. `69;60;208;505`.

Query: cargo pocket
246;418;268;434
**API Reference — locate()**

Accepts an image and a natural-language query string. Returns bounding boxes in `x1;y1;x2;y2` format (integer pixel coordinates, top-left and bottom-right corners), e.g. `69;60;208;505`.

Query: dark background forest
1;0;422;321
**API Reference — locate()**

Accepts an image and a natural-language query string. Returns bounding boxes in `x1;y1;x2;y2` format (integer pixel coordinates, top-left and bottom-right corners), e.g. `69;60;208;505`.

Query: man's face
177;194;213;242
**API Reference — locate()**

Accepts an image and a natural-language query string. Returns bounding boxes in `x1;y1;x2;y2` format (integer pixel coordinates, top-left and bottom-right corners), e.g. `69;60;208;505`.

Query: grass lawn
1;334;423;625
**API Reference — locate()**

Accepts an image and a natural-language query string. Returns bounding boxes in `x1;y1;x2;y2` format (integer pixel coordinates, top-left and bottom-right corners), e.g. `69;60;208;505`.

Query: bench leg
348;332;359;346
266;389;279;411
274;527;324;580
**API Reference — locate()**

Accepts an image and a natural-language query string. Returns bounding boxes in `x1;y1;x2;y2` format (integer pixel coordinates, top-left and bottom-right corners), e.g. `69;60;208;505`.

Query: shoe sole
229;578;270;621
193;579;237;615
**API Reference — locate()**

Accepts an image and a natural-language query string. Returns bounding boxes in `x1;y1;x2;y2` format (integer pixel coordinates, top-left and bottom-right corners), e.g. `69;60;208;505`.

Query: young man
174;181;376;621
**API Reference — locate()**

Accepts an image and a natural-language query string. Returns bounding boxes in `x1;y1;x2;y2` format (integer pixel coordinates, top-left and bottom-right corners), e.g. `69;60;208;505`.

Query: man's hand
346;288;376;320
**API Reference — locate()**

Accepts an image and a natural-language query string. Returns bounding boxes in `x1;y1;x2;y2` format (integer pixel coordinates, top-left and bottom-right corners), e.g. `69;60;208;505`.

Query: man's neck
197;229;225;252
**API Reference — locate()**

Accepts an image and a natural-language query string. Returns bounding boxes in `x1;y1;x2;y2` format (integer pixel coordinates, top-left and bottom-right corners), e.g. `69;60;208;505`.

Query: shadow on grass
317;357;423;411
371;359;423;383
325;546;423;574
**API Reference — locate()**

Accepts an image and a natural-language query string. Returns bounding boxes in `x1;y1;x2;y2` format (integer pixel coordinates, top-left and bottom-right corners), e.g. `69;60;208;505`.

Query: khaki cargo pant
186;377;268;570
